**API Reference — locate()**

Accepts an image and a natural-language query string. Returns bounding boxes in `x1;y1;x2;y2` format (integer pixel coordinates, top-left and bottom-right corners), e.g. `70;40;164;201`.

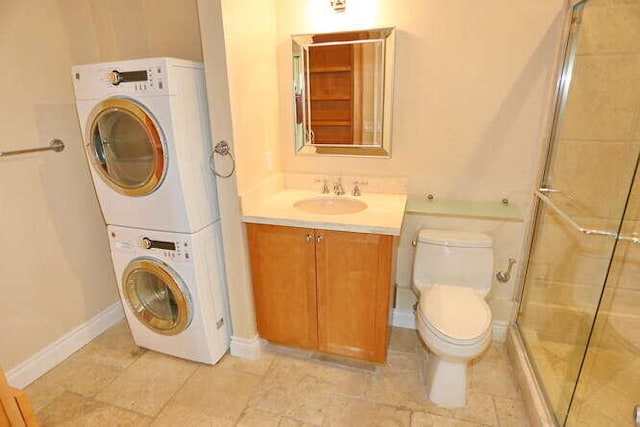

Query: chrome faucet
333;178;345;196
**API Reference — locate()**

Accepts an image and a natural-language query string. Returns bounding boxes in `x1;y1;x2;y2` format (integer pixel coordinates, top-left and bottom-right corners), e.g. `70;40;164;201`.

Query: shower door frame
514;1;587;306
512;1;606;425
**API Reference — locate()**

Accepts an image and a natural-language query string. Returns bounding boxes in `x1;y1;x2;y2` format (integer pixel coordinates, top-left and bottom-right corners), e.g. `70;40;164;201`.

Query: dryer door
86;98;166;197
123;258;192;336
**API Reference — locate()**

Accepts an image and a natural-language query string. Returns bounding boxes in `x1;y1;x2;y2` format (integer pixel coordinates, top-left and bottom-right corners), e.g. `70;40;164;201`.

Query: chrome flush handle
496;258;516;283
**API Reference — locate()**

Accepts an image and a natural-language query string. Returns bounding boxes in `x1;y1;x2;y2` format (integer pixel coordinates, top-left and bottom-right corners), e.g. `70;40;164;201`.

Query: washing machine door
123;258;192;336
86;98;166;197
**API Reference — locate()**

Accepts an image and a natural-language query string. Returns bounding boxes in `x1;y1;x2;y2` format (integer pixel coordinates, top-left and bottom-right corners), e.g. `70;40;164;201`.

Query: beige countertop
242;189;407;236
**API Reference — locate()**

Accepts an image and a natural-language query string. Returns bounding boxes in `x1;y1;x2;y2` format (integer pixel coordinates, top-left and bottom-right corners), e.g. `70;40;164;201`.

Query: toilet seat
418;284;491;345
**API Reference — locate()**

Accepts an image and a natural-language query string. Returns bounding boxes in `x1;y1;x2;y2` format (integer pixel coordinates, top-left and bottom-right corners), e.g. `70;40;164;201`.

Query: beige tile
579;2;640;54
218;350;276;376
449;392;498;426
38;357;122;397
285;382;331;424
278;417;318;427
469;344;520;399
324;396;411;427
151;403;234;427
92;320;143;355
249;359;330;423
71;340;144;370
410;411;478;427
580;381;640;426
37;391;152;427
155;363;261;425
24;374;66;413
388;327;420;354
236;408;282;427
365;369;450;417
95;350;198;416
384;351;421;373
552;140;638;219
561;55;640;141
493;396;529;427
24;317;530;425
249;354;373;424
566;400;620;427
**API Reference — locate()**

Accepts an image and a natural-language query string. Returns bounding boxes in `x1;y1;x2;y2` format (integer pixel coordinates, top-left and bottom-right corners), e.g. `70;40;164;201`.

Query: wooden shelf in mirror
307;43;355;145
310;66;352;73
311;120;351;126
292;27;395;156
310;95;352;101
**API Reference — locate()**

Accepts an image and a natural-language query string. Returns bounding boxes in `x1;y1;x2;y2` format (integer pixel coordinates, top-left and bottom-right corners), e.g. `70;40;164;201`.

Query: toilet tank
413;229;494;297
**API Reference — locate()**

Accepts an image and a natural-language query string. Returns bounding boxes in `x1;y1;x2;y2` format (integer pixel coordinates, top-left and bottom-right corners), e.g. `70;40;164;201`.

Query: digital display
120;70;148;83
149;240;176;251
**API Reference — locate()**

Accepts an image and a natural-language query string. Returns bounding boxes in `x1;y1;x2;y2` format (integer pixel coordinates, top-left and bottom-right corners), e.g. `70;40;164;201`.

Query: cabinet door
247;224;318;349
316;230;395;363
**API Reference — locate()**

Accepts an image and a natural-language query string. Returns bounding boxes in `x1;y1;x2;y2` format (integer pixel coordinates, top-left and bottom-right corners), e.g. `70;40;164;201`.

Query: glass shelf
405;197;523;221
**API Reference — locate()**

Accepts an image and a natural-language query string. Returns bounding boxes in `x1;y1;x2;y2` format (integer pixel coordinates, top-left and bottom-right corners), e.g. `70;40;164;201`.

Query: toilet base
424;353;468;407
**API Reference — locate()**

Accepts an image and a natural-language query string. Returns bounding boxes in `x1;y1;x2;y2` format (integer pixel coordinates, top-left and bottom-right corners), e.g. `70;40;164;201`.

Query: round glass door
123;258;192;336
86;98;166;197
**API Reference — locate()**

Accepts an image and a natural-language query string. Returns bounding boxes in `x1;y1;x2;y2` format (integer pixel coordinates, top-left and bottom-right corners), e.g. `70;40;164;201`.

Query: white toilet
412;229;494;408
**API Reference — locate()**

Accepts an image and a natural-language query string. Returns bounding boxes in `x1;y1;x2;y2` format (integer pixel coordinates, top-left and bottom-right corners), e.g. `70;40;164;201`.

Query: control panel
140;236;191;262
100;65;165;93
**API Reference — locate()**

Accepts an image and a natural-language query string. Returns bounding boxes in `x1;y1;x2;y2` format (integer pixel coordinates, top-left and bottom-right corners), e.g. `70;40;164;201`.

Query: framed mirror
292;28;395;157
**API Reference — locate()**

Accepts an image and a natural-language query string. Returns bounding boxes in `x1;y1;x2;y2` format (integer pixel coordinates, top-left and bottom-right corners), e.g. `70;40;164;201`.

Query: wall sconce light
330;0;346;12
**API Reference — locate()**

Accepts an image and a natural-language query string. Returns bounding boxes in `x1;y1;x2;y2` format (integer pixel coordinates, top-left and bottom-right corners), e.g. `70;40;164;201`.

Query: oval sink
293;196;367;215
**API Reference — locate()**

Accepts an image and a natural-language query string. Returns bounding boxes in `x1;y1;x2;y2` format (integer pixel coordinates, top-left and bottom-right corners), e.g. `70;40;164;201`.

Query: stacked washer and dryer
72;58;230;364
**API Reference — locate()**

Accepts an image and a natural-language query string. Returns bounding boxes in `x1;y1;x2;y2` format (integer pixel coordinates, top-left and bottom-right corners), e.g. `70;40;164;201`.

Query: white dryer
108;222;229;364
72;57;218;233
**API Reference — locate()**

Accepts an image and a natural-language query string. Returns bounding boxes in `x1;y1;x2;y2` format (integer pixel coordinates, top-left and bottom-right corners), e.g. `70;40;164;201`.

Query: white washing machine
108;222;230;364
72;57;218;233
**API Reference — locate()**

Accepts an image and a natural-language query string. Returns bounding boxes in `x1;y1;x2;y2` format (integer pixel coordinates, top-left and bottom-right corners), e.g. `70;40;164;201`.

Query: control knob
107;70;122;86
141;237;152;249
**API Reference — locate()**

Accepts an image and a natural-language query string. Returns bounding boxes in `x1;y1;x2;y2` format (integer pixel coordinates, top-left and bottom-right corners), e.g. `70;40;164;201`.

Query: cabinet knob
305;234;313;243
317;235;324;243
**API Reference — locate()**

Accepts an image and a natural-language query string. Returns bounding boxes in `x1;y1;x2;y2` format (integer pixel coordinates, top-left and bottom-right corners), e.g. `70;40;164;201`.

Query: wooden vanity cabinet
246;224;318;350
247;223;397;363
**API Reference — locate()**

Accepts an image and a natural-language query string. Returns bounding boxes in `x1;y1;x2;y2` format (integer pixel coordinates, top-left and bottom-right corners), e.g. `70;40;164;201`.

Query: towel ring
209;140;235;179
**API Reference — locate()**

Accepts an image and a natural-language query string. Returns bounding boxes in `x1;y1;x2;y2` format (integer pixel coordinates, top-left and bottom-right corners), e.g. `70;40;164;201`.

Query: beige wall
212;1;569;329
276;0;565;203
0;0;203;373
272;0;567;320
219;0;282;194
197;0;275;340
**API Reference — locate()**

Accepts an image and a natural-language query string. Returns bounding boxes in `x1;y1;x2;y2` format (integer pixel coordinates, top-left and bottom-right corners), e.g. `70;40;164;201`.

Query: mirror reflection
292;28;395;157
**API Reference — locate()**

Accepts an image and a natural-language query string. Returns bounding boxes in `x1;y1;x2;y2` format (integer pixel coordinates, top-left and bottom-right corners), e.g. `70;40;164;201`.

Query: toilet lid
419;284;491;341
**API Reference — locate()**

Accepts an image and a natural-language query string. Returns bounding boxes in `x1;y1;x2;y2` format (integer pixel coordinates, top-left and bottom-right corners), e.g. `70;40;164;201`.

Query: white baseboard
6;302;124;388
229;334;262;360
391;308;509;343
392;308;416;329
492;320;509;343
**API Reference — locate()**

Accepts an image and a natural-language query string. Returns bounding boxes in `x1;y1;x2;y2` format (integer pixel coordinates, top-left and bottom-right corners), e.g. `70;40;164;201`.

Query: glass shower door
516;0;640;424
566;160;640;426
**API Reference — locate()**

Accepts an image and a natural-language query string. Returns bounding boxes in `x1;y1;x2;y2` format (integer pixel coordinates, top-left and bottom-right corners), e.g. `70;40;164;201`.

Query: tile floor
25;322;530;426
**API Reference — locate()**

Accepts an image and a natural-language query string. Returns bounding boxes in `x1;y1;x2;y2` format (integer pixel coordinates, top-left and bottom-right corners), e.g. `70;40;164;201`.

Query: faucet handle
333;177;345;196
352;181;361;196
315;177;330;194
352;180;367;196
